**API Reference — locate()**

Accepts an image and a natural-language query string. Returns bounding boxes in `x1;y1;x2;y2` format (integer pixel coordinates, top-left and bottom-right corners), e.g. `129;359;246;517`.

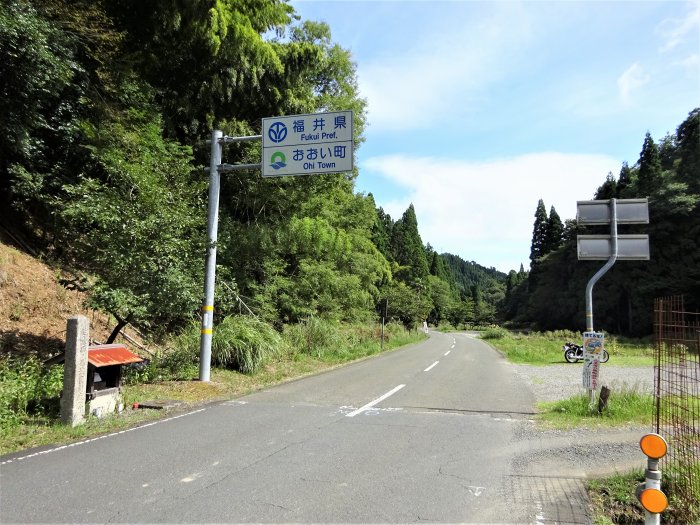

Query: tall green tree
675;108;700;194
391;204;429;284
637;132;662;198
594;172;618;200
60;115;206;335
529;199;548;266
371;203;394;262
617;162;633;197
543;206;564;254
105;0;294;141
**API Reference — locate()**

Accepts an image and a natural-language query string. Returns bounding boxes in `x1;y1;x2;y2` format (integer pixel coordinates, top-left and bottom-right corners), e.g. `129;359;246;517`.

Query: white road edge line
444;350;451;356
424;361;439;372
0;408;207;466
346;384;406;418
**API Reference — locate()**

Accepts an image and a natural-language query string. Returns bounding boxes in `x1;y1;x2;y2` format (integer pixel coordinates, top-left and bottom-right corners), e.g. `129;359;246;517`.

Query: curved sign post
576;198;649;403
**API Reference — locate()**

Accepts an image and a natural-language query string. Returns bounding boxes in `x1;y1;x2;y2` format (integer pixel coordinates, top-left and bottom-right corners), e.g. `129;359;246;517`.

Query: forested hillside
501;109;700;336
2;1;694;343
0;0;500;342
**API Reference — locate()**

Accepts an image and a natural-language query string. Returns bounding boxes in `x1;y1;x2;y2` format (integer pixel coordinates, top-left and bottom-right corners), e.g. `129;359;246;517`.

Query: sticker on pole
582;332;604;389
261;111;353;177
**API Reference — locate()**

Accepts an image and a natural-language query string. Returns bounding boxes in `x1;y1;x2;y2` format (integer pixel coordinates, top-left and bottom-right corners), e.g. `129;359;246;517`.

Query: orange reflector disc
640;433;668;459
639;488;668;513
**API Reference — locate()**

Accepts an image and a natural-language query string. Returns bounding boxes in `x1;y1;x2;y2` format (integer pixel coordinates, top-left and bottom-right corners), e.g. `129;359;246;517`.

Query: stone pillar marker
60;315;89;427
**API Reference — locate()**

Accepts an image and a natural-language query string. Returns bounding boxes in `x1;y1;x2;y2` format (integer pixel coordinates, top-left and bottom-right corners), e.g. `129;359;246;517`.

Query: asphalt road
1;332;598;524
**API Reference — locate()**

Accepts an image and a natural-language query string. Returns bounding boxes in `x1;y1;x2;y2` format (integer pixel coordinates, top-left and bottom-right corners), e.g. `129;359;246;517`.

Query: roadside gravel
510;362;655;403
506;361;654;480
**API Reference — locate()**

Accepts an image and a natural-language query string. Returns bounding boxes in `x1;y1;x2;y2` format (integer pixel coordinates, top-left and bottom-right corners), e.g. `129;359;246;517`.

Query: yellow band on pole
202;305;214;312
201;329;213;335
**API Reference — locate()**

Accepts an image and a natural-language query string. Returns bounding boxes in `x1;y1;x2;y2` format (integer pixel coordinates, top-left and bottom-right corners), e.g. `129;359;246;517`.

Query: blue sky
291;0;700;273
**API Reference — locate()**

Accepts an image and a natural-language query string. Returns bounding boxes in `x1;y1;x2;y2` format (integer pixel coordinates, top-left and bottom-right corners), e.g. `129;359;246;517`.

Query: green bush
481;326;510;340
211;316;282;373
0;356;63;430
122;327;201;383
383;320;410;340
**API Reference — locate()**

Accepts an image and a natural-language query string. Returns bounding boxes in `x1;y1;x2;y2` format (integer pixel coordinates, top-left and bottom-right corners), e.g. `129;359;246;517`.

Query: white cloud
617;62;650;106
363;152;620;272
657;4;700;53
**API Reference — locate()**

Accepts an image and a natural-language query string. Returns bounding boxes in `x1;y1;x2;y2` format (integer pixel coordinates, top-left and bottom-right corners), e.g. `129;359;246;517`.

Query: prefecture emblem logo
268;122;288;143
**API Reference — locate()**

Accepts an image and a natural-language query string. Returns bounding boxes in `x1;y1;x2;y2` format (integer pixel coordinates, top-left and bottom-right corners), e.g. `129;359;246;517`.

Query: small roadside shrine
48;324;143;423
83;343;143;416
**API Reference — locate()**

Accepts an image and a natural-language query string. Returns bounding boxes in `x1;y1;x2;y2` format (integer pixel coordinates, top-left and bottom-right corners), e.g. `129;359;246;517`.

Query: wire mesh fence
653;295;699;519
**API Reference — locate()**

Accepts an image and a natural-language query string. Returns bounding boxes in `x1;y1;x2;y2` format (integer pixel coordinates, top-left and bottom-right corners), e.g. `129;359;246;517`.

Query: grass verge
537;388;653;429
483;329;655;366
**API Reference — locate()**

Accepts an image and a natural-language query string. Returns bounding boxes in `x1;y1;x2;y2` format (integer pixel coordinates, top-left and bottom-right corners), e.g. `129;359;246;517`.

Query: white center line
444;350;451;356
346;384;406;417
424;361;439;372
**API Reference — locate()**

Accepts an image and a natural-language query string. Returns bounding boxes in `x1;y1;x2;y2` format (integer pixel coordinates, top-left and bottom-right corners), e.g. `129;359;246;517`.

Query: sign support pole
198;112;353;381
583;198;618;403
199;130;223;382
585;198;619;332
199;132;263;382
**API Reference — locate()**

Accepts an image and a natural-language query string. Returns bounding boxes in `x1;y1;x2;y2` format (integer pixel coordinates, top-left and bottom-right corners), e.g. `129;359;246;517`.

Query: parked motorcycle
562;341;609;363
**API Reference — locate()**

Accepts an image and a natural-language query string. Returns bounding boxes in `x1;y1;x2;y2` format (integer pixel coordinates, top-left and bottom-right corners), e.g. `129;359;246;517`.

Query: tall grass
211;316;282;373
480;326;510;340
283;317;343;357
282;318;416;363
483;330;565;364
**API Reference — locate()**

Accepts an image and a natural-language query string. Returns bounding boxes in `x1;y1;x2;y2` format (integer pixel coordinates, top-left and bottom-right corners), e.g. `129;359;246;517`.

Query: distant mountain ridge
441;252;507;299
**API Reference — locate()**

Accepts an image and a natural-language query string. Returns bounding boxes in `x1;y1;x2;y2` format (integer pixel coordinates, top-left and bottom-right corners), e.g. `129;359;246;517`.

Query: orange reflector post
639;488;668;513
640;433;668;459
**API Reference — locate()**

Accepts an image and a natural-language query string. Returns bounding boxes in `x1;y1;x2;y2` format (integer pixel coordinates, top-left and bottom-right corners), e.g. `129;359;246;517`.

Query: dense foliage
503;109;700;335
2;1;692;346
0;0;497;349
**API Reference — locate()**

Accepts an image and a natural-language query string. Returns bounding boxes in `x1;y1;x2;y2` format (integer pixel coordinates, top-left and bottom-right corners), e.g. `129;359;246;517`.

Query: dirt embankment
0;238;115;360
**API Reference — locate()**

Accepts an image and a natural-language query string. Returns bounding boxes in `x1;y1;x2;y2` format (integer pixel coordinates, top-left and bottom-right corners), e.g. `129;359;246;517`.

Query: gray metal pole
644;459;662;525
584;198;618;403
199;130;223;382
584;198;619;331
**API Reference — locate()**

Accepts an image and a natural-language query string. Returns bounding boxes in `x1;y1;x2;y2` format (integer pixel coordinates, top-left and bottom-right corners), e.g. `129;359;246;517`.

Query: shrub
481;326;510;340
120;326;199;384
0;356;63;430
